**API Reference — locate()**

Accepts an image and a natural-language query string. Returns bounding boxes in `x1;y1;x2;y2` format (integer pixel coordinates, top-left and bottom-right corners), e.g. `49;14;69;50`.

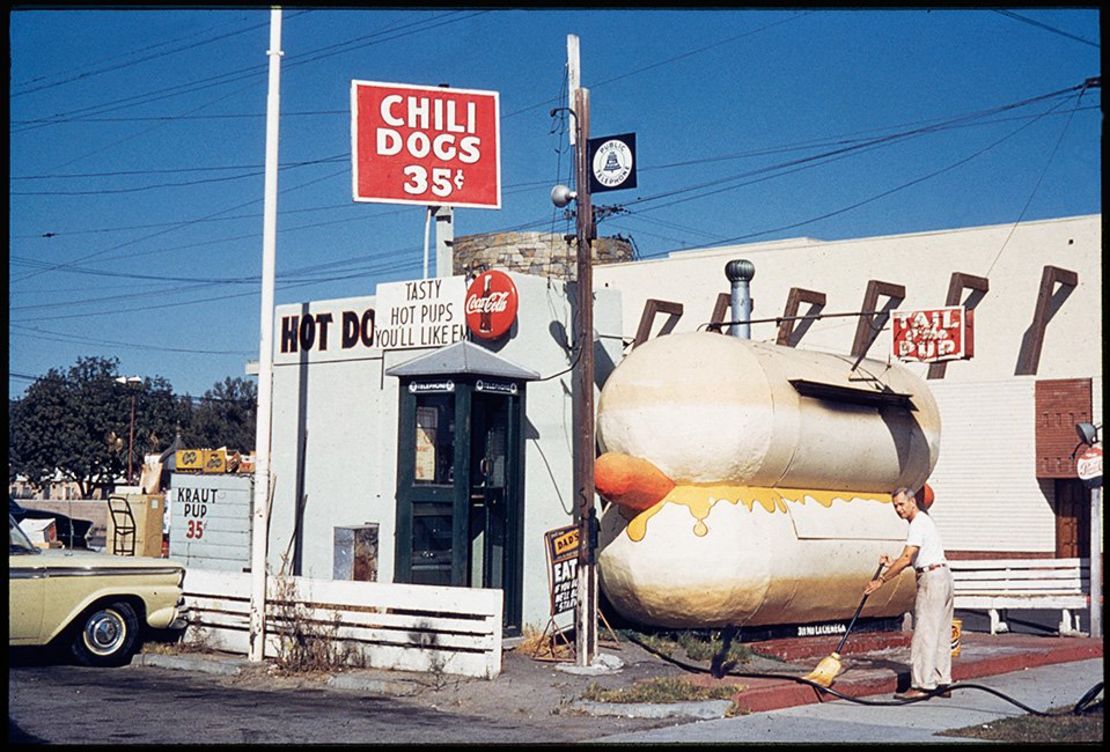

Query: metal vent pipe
725;259;755;339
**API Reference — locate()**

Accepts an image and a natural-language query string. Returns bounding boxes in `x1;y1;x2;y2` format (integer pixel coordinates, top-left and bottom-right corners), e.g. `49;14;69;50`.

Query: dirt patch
939;706;1103;743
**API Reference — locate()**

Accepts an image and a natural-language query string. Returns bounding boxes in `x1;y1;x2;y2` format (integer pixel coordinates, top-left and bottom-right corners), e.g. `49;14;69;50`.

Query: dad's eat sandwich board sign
351;80;501;209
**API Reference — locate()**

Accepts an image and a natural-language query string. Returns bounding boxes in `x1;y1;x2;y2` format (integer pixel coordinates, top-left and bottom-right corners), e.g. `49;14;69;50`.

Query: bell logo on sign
351;80;501;209
465;270;518;340
588;132;637;194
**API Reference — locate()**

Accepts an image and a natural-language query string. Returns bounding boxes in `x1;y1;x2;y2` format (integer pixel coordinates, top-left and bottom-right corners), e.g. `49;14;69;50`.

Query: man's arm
863;545;919;595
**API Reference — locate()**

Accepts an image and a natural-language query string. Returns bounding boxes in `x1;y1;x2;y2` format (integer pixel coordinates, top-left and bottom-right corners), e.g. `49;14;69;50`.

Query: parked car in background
9;513;186;666
9;497;92;549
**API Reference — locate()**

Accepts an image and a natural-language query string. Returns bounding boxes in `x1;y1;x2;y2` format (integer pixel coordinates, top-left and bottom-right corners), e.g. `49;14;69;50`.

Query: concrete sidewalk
594;657;1104;743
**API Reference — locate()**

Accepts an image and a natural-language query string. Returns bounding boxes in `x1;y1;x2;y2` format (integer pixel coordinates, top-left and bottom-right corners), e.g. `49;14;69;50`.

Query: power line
10;10;282;90
10;324;255;356
984;88;1089;277
628;83;1087;210
10;15;281;97
10;167;350;284
993;9;1099;49
665;92;1079;251
11;156;347;196
11;11;482;132
504;11;812;120
11;154;346;181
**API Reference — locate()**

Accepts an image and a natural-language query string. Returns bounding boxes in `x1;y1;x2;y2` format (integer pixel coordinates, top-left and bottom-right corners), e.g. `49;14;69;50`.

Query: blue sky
8;8;1101;400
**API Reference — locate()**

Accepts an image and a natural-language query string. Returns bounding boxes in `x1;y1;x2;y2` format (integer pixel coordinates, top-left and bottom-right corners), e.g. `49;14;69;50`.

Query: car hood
29;548;185;571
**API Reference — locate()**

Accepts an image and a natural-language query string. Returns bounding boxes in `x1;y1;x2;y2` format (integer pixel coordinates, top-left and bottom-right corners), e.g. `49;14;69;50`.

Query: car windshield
10;513;40;555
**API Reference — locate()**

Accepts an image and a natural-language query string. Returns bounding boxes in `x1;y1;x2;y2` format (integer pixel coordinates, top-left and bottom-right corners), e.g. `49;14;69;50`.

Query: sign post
1077;444;1102;639
249;7;283;663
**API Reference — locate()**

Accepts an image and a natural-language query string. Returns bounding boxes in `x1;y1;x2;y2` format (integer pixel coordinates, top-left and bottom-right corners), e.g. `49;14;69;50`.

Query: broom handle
833;562;885;655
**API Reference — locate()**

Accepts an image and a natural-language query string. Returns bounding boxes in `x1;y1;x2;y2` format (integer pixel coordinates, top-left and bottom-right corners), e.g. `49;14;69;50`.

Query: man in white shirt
863;486;953;700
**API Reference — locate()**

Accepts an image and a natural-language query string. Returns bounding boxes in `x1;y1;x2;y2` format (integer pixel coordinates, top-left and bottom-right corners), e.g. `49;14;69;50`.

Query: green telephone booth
387;341;538;636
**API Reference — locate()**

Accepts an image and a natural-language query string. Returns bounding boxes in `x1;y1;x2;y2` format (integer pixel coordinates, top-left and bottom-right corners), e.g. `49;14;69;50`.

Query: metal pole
128;394;136;485
434;206;454;278
249;6;282;664
1090;485;1102;638
572;86;598;667
725;259;755;339
422;206;433;279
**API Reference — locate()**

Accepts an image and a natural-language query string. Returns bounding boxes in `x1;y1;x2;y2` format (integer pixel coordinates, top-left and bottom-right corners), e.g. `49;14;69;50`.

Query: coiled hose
621;631;1103;717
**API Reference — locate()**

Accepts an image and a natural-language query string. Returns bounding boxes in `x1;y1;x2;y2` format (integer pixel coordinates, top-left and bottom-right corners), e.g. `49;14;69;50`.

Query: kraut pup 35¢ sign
351;80;501;209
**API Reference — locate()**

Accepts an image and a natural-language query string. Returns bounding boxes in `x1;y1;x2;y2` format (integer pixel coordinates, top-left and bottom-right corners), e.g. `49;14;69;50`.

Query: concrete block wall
452;231;633;280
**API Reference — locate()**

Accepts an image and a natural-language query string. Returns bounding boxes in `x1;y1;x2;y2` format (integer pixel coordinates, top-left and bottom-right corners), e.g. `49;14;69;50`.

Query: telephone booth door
395;377;525;635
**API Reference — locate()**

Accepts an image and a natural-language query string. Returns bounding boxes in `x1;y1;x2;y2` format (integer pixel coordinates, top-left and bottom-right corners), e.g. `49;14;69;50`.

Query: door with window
395;378;524;634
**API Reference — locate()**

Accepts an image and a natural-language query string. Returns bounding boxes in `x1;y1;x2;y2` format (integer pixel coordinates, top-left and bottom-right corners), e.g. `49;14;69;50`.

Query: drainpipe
725;259;755;339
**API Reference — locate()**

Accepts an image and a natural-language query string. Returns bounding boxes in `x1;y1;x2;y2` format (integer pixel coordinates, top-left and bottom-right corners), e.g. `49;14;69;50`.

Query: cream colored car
9;513;186;667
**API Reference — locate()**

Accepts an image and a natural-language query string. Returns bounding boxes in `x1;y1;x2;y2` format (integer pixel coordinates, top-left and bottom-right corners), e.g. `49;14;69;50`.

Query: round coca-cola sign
465;270;518;340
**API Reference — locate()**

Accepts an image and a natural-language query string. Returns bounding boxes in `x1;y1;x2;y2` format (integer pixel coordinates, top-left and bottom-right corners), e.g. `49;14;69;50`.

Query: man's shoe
894;688;930;701
934;685;952;698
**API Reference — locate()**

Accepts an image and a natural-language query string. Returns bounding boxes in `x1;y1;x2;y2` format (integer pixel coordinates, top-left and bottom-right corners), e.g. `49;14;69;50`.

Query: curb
726;641;1105;714
325;672;424;696
137;653;245;676
571;699;734;720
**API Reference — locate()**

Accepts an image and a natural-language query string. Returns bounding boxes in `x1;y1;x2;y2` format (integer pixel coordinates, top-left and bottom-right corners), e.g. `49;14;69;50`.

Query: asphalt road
8;660;575;745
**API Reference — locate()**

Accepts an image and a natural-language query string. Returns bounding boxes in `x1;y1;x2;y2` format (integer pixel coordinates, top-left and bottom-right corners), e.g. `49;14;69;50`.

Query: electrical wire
983;84;1089;277
502;11;812;120
636;91;1079;254
9;324;254;356
993;9;1099;49
11;15;274;97
11;11;483;132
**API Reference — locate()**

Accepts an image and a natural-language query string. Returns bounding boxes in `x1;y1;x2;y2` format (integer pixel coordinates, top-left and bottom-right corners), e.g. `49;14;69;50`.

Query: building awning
385;340;540;381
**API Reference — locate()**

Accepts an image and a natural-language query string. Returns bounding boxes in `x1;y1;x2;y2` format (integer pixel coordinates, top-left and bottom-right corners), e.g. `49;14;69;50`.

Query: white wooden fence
182;569;503;679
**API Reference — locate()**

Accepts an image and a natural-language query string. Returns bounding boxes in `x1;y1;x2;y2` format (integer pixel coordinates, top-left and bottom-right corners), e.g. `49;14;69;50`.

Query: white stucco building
228;213;1100;636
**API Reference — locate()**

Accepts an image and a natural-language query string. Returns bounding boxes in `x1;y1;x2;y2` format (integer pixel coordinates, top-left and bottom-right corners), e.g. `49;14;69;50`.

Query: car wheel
71;602;140;667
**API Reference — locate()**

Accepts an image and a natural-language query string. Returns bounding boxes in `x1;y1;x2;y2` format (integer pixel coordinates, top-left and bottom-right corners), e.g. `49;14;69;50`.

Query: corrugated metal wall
926;379;1056;553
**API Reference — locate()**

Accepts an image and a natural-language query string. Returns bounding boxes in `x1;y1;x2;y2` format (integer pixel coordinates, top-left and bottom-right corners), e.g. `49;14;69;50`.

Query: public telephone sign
351;80;501;208
891;306;974;363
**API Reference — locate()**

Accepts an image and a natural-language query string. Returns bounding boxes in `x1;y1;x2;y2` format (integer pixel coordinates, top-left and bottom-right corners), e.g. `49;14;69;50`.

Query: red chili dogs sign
465;270;518;340
351;80;501;209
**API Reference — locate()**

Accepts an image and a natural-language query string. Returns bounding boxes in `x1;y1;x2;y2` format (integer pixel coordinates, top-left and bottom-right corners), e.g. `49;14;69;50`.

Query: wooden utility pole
572;85;598;667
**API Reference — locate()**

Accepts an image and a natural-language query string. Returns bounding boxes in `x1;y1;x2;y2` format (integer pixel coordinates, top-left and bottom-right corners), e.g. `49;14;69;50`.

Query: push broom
804;562;885;688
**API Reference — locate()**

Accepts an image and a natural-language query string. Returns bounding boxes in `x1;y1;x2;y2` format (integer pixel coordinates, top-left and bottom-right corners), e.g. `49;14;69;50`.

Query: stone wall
452;231;633;280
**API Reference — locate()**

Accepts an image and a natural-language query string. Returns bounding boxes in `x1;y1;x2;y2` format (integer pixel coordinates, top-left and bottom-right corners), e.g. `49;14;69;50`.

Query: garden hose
621;631;1103;717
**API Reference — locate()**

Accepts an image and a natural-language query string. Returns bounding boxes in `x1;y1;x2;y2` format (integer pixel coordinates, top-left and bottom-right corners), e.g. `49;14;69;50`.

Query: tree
8;357;186;497
182;377;257;452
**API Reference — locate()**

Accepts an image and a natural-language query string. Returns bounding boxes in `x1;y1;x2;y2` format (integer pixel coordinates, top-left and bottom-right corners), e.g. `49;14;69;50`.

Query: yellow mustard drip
622;486;891;542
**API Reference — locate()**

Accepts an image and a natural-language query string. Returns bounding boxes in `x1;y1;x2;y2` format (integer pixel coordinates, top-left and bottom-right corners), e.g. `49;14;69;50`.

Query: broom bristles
803;651;842;688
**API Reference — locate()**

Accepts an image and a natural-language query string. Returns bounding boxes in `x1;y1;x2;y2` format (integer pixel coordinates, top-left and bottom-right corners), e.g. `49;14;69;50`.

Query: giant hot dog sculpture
594;331;940;628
